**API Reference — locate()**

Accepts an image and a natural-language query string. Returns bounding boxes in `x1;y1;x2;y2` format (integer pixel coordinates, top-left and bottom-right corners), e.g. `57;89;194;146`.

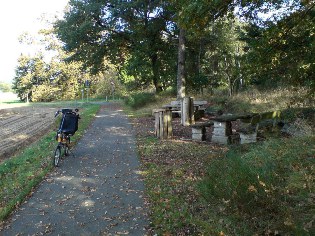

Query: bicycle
53;108;80;167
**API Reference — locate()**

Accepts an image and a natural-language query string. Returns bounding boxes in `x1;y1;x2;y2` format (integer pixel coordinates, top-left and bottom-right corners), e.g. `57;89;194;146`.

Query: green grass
123;91;175;118
0;102;100;221
137;132;314;235
127;87;315;235
202;86;315;114
198;136;315;235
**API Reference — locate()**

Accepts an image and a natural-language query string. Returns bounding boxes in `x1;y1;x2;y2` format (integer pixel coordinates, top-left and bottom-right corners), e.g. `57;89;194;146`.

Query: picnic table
187;108;282;144
163;99;208;126
162;100;207;111
210;114;258;144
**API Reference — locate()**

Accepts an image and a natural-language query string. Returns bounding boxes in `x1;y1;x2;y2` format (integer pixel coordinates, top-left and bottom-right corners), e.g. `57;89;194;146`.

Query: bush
204;86;313;114
32;83;59;102
124;92;157;109
0;82;12;93
198;136;315;235
94;74;126;99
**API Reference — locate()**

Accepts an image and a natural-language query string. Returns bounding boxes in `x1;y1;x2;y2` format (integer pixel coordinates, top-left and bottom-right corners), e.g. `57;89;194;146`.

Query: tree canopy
12;0;315;101
54;0;314;95
13;25;123;102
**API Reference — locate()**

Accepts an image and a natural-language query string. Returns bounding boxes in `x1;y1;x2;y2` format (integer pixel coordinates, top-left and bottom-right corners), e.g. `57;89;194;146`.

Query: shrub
198;136;315;235
32;83;59;102
124;92;157;109
205;86;314;114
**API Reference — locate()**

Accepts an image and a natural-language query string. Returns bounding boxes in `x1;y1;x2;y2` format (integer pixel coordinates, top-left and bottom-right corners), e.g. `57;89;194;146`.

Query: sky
0;0;69;84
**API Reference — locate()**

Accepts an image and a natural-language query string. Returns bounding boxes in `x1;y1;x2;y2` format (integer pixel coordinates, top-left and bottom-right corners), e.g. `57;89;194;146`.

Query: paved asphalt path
1;102;149;235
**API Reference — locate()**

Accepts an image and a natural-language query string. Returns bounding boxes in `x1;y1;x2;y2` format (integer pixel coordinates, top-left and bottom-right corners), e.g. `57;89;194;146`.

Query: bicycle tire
53;145;62;167
65;137;70;156
65;145;70;156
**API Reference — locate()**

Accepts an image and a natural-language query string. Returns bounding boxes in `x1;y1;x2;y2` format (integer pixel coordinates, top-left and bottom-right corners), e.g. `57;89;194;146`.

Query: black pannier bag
59;112;79;135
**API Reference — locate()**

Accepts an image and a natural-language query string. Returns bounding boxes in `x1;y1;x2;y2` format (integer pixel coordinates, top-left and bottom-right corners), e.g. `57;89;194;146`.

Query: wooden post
154;109;172;139
181;97;195;126
154;111;161;138
164;110;172;139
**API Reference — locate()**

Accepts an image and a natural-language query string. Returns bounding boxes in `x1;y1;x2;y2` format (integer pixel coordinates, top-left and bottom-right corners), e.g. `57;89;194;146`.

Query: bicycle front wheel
53;145;62;167
65;138;70;156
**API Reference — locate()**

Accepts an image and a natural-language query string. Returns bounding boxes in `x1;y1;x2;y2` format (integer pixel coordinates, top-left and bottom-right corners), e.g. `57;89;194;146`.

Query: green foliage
12;25;122;102
12;54;47;101
55;0;177;93
242;2;315;90
124;92;157;109
53;0;314;96
198;136;315;235
32;82;60;102
196;15;247;95
281;107;315;123
211;86;315;114
0;82;12;93
94;73;126;99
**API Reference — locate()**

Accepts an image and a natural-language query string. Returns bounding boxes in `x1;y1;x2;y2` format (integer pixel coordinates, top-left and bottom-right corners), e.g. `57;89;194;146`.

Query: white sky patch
0;0;69;84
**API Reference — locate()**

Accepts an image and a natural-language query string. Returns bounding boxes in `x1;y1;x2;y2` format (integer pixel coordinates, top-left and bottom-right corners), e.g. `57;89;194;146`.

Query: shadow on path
1;102;149;235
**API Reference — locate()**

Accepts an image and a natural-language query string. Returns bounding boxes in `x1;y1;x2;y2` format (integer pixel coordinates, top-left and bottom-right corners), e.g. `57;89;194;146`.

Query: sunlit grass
124;94;175;118
203;86;314;114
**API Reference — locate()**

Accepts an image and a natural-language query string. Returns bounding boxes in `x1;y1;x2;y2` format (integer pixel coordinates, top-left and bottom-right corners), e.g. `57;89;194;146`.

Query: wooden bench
191;121;214;141
162;100;207;120
162;100;207;111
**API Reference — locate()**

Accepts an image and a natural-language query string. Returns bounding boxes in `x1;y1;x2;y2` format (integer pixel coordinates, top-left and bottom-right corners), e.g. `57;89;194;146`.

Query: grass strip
0;103;100;221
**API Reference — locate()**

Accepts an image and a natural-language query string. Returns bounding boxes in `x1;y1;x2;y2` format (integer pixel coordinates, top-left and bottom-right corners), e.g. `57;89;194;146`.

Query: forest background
1;1;314;235
2;0;313;103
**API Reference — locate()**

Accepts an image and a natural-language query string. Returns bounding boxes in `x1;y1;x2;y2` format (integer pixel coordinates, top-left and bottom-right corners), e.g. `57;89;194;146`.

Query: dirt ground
0;106;57;162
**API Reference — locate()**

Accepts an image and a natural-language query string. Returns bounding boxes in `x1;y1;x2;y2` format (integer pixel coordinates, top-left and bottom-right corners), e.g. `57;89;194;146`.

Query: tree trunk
177;28;186;99
198;39;203;95
151;54;163;93
224;56;233;96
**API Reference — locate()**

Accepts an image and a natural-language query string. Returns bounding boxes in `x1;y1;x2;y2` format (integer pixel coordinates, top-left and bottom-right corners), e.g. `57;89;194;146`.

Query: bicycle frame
53;109;79;167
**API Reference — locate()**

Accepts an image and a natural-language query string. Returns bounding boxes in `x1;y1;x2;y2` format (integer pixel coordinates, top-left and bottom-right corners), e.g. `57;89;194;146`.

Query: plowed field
0;106;56;162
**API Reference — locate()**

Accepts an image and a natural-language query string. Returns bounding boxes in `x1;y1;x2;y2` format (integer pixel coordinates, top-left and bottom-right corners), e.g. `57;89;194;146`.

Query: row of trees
0;82;12;93
13;0;315;101
13;29;123;101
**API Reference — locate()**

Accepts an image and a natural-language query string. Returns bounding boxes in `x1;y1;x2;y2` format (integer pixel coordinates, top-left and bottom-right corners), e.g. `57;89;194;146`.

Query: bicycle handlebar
54;108;80;118
54;110;60;118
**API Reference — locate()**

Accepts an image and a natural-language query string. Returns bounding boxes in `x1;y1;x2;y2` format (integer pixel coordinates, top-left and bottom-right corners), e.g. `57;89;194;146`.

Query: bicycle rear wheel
53;145;62;167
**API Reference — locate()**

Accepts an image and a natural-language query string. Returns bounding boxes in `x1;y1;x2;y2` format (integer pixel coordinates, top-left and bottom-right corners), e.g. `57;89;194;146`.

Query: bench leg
240;132;257;144
211;121;230;144
192;127;206;141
